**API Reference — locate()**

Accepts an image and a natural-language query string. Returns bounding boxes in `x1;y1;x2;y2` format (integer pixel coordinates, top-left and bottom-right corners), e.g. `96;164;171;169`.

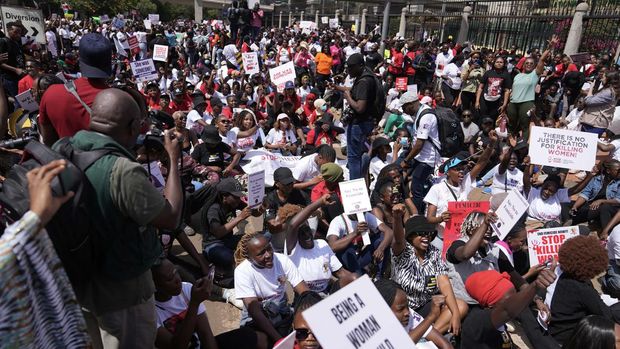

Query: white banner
15;89;38;112
529;126;597;172
303;275;415;349
130;58;158;82
528;226;579;267
242;52;260;75
153;44;169;62
269;61;296;92
1;6;46;44
247;170;265;208
491;188;529;240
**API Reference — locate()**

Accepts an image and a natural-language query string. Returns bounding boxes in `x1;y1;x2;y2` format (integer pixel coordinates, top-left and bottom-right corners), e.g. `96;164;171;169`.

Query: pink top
250;9;263;27
330;45;342;66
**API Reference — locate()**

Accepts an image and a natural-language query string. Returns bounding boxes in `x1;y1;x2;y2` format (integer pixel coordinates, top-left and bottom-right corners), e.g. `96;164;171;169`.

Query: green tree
135;0;158;17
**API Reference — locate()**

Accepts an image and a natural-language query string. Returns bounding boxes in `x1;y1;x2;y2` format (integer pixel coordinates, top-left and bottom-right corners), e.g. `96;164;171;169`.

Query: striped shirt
0;211;90;348
391;243;449;309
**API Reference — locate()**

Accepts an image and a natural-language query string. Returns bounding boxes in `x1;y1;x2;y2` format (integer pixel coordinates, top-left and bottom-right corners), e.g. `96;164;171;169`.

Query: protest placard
395;77;407;92
247;170;265;208
130;59;158;83
443;201;490;257
242;52;260;75
407;84;418;95
153;44;169;62
299;20;317;34
143;19;152;30
273;331;296;349
15;90;38;112
529;126;598;172
528;226;579;266
329;18;339;29
128;35;139;50
55;72;67;82
303;275;414;349
491;188;529;240
269;62;296;92
148;14;159;24
570;52;590;65
339;179;373;246
321;16;329;24
100;14;110;23
1;6;46;44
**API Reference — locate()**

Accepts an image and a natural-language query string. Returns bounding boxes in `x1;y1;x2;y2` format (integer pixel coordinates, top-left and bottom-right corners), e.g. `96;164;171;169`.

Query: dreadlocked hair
277;204;303;224
233;231;264;266
460;211;486;237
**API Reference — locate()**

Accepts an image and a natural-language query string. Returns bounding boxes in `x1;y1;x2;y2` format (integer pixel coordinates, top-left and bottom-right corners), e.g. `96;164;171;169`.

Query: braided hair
233;231;264;266
460;211;486;237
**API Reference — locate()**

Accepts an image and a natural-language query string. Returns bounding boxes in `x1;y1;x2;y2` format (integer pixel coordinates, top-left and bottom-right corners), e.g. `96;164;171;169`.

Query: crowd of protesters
2;4;620;349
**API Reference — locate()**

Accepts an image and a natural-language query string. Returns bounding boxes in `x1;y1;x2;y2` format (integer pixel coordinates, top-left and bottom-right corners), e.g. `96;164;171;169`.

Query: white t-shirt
220;130;237;148
155;282;206;332
461;122;480;144
442;63;462;90
186;110;207;134
610;139;620;162
424;176;474;237
414;105;441;166
278;47;292;63
232;127;259;153
343;46;361;61
435;52;454;77
369;154;393;190
608;225;620;261
222;44;239;63
234;253;304;305
327;212;383;239
491;164;524;195
405;308;434;342
527;187;570;222
266;128;297;150
288;239;342;293
292;154;319;183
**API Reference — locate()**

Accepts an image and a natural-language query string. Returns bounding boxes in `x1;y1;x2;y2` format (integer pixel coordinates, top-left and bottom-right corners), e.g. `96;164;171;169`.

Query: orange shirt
315;52;333;75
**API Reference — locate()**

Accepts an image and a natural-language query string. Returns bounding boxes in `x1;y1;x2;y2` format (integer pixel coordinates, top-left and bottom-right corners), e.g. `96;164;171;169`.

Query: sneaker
183;224;196;236
575;171;587;180
506;322;515;332
222;288;243;310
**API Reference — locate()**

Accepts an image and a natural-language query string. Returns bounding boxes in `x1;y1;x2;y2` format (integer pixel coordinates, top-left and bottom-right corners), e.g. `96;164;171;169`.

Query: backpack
415;106;464;158
0;140;119;285
358;70;386;123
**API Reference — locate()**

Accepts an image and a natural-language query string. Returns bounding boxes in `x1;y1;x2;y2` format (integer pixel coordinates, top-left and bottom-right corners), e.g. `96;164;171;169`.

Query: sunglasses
220;119;231;124
295;328;314;341
414;230;437;238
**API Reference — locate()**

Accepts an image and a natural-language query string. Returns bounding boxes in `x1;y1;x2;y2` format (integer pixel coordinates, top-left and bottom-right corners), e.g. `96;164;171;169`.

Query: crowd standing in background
2;4;620;349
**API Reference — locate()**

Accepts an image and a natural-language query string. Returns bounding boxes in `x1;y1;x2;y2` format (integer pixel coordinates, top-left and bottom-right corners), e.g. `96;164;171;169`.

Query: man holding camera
69;88;184;348
329;53;384;180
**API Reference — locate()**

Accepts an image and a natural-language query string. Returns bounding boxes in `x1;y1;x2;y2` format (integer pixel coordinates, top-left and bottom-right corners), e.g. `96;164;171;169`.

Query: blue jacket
578;175;620;202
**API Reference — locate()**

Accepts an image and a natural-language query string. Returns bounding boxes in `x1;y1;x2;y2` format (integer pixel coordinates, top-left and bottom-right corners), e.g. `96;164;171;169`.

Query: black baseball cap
274;167;295;185
79;33;113;78
405;216;436;238
217;178;245;197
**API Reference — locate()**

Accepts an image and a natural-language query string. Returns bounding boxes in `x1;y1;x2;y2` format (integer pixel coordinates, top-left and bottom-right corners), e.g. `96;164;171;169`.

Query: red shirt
311;181;341;202
145;94;161;110
553;63;578;78
306;129;337;146
169;94;193;112
18;74;34;94
388;49;404;76
39;77;108;139
405;51;416;76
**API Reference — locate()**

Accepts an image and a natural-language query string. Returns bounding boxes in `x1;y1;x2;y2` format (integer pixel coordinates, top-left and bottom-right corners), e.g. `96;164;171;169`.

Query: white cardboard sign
303;275;416;349
273;331;296;349
247;170;265;208
1;6;46;44
268;61;296;92
528;226;579;267
130;58;158;82
242;52;260;75
148;14;159;24
329;18;339;29
15;89;38;112
153;44;169;62
339;178;373;246
321;16;329;24
491;188;529;240
143;19;152;30
529;126;597;172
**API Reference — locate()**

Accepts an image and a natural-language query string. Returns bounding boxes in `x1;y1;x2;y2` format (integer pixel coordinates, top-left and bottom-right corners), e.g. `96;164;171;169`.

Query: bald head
90;89;140;136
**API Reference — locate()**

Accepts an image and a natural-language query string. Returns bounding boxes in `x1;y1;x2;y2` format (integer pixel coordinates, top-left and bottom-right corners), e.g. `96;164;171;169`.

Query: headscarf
465;270;514;307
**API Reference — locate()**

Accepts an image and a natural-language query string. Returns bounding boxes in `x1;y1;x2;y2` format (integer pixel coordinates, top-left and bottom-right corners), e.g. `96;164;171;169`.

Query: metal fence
404;0;620;54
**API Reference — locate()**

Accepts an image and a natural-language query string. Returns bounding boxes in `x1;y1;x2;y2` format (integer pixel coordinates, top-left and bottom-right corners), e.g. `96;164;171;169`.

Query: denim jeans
410;160;434;213
347;120;375;180
335;232;389;276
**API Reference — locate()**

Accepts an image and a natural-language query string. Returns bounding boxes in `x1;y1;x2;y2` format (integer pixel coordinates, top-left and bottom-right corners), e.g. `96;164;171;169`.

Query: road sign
0;6;46;44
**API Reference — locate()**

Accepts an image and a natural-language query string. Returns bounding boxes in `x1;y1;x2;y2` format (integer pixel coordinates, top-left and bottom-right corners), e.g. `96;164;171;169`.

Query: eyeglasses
295;328;315;341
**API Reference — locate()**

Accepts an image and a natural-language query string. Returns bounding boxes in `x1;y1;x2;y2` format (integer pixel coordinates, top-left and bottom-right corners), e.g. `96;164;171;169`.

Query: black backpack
0;140;119;286
358;70;386;123
415;106;464;158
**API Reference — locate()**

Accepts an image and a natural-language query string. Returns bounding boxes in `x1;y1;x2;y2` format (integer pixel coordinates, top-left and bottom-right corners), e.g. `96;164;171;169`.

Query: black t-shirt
191;142;231;168
460;307;513;349
350;70;381;122
203;201;247;246
0;37;24;81
264;188;310;220
481;70;513;102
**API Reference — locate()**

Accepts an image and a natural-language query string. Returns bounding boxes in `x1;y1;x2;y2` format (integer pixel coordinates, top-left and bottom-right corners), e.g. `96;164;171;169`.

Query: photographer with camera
328;53;385;180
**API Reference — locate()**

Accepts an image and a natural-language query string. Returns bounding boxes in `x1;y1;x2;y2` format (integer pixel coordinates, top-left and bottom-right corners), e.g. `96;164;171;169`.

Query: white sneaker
222;288;243;309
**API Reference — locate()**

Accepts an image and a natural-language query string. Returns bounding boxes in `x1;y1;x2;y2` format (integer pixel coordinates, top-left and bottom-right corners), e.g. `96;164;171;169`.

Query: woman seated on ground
523;157;594;229
391;214;468;335
375;279;453;348
232;109;263;154
234;232;309;345
370;164;417;217
191;125;241;180
287;291;325;349
280;196;356;295
546;235;620;346
172;111;199;154
152;258;268;349
372;179;412;231
425;130;498;251
369;137;400;191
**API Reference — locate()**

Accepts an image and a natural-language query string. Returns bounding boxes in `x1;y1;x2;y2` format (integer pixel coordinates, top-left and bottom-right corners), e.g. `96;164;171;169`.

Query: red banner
442;201;490;258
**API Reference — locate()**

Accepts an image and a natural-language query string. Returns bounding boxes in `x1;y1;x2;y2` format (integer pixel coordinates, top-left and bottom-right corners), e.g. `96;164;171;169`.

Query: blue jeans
347;121;375;180
410;160;434;213
581;124;606;136
336;232;389;276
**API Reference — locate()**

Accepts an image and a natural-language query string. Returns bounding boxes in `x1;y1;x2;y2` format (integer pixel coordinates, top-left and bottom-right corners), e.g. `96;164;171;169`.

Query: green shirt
510;71;538;103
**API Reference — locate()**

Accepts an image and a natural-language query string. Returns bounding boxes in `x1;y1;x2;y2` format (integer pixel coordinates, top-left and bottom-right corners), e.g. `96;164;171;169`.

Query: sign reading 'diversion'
303;275;415;349
529;126;597;172
1;6;46;44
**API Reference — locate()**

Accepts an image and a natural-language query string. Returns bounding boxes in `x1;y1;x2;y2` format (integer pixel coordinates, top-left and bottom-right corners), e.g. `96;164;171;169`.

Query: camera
341;106;354;125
